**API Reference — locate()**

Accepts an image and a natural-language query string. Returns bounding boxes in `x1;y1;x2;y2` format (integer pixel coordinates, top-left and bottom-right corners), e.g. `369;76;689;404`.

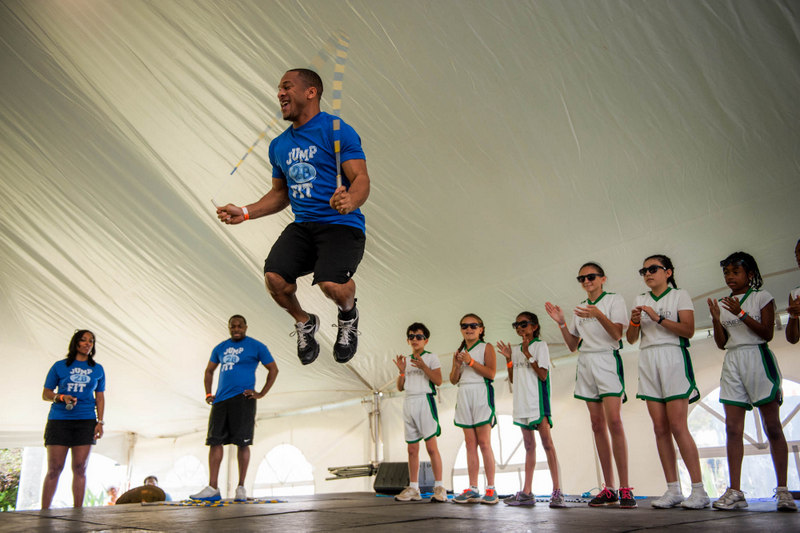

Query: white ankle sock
434;481;443;487
409;482;419;490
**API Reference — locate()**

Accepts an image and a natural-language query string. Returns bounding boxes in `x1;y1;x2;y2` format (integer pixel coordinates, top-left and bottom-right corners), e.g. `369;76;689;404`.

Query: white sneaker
190;485;221;501
712;487;747;510
775;487;798;512
681;490;710;509
395;486;422;502
235;485;248;502
651;489;684;509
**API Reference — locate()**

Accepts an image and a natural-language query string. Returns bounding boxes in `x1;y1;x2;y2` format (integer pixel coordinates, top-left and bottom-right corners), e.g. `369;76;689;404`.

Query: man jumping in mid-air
216;68;370;365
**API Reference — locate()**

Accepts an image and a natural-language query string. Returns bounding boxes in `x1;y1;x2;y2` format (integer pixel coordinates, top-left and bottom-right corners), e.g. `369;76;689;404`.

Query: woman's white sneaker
680;490;710;509
651;489;684;509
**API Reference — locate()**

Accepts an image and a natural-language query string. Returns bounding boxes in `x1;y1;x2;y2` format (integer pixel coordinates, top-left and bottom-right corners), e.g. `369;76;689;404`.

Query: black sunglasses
638;265;667;276
407;334;427;341
460;322;482;330
512;320;534;329
576;273;601;283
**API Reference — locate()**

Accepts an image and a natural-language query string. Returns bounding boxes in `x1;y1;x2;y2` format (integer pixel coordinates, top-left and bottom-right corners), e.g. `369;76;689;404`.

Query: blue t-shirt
268;111;366;232
210;336;274;403
44;359;106;420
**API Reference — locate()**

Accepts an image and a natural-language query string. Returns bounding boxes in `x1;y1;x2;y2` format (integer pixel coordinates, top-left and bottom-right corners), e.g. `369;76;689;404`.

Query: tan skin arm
520;342;548;382
544;302;580;352
628;308;694;343
394;355;406;391
94;391;105;439
330;159;370;214
449;352;463;385
787;294;800;344
454;343;497;380
719;297;774;342
707;298;729;349
216;178;291;224
409;355;443;386
203;361;220;404
244;361;279;399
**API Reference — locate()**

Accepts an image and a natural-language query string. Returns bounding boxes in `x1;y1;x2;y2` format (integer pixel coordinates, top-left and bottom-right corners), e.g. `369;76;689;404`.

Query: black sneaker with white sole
292;314;320;365
333;306;359;363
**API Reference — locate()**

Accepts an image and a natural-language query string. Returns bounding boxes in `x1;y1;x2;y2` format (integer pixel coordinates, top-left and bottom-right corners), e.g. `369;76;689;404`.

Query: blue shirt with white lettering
210;337;274;403
44;359;106;420
268;111;366;232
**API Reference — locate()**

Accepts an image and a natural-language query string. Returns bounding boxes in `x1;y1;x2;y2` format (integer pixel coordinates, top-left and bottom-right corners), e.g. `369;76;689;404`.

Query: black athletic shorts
206;393;257;447
264;222;366;285
44;419;97;447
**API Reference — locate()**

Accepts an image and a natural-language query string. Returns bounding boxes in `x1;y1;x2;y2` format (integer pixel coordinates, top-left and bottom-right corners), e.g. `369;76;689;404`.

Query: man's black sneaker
292;314;320;365
333;307;359;363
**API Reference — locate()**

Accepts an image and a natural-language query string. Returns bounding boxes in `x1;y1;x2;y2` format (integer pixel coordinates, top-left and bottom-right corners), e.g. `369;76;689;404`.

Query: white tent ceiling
1;0;798;443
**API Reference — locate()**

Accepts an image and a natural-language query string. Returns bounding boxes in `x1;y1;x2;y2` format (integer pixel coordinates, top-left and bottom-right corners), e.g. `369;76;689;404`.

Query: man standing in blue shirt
190;315;278;502
215;68;370;366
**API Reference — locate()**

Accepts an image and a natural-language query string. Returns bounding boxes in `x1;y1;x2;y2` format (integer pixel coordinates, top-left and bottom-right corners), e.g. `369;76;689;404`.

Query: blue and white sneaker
189;485;221;502
453;488;481;504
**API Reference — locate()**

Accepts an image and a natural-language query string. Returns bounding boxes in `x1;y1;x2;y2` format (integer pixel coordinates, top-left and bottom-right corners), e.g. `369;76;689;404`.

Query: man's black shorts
206;394;257;447
264;222;366;285
44;419;97;447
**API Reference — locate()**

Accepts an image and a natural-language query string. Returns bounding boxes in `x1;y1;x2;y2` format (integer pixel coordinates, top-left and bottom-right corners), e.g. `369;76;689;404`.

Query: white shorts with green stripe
404;393;441;443
636;344;700;403
454;381;496;428
719;344;783;410
574;350;626;403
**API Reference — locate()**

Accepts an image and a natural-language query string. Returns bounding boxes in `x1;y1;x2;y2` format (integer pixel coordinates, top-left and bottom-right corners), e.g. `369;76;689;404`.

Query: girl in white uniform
450;313;498;505
545;262;636;508
708;252;796;512
627;254;709;509
785;239;800;345
393;322;447;503
496;311;565;508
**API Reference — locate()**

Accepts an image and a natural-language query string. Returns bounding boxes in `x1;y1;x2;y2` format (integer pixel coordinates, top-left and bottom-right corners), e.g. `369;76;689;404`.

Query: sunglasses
638;265;667;276
460;323;482;330
407;334;427;341
512;320;534;329
576;273;601;283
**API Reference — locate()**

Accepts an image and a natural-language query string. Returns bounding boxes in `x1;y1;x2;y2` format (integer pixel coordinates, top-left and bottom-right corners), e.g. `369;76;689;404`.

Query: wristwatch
657;315;665;324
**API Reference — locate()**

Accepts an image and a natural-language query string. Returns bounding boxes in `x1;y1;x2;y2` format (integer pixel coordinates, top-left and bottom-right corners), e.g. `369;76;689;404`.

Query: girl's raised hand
544;302;565;324
707;298;721;320
575;304;604;319
638;305;658;321
495;341;512;360
720;296;742;315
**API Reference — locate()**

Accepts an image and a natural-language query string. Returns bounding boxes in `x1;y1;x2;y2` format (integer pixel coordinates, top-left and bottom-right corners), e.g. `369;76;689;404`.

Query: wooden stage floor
4;492;798;532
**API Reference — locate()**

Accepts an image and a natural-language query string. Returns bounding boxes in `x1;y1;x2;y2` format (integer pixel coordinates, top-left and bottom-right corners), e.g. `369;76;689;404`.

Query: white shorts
513;416;552;430
636;345;700;403
454;382;496;428
404;394;441;443
574;350;627;403
719;344;783;410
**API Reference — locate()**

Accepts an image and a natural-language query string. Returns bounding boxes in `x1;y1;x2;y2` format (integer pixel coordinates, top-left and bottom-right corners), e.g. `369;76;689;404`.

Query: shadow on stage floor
3;492;798;532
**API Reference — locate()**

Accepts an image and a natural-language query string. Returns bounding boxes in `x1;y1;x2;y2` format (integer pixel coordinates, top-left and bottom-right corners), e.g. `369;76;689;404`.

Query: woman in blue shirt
41;329;106;509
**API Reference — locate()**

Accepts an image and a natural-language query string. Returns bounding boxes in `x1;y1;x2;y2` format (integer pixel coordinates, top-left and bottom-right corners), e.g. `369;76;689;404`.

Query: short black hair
229;315;247;325
287;68;323;100
406;322;430;339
